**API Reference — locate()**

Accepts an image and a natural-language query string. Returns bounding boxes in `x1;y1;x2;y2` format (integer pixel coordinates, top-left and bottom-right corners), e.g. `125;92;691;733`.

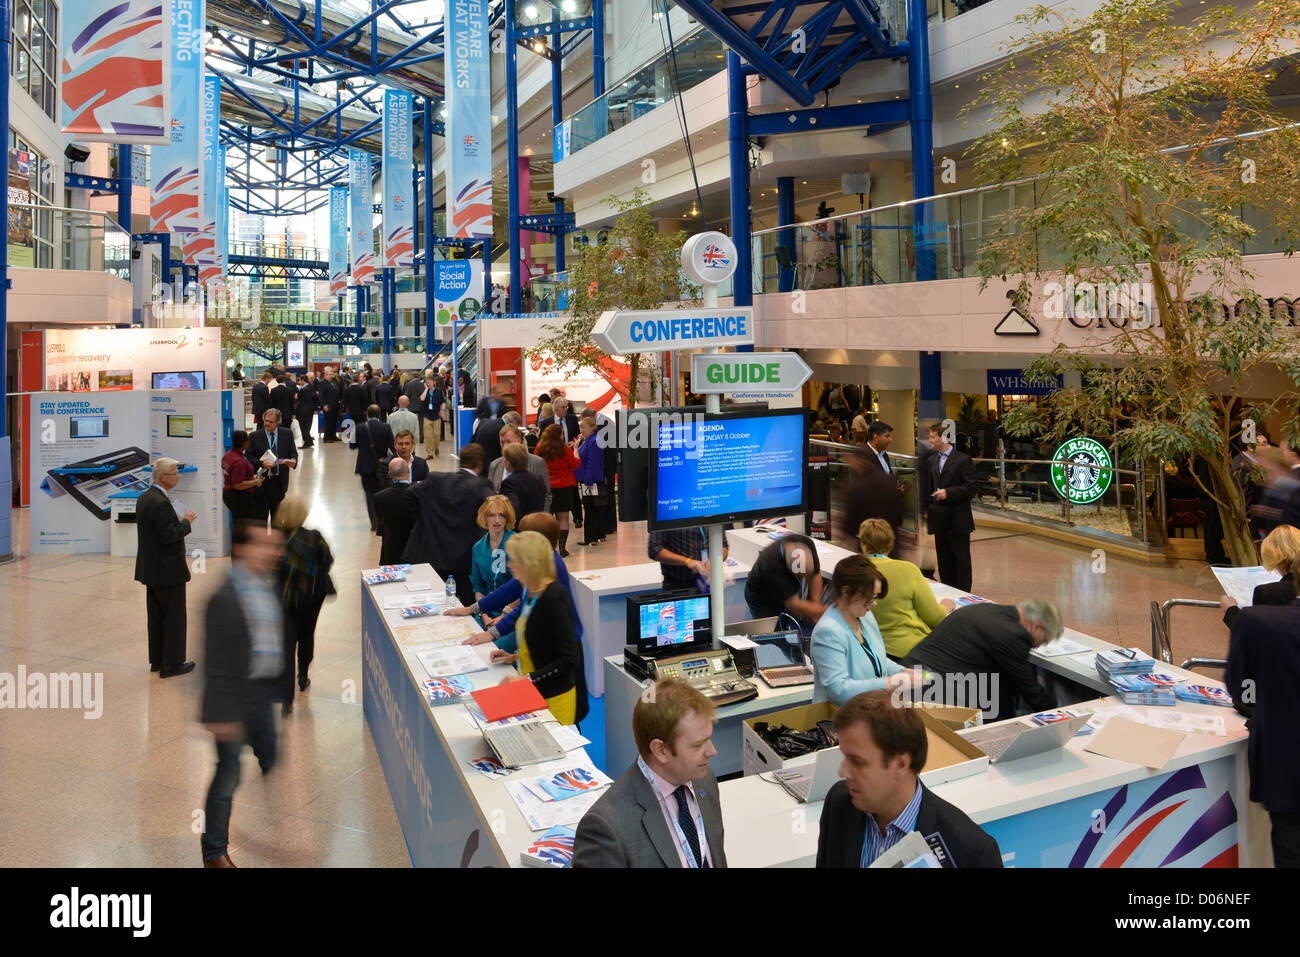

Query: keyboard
758;665;816;688
484;722;565;768
971;732;1017;761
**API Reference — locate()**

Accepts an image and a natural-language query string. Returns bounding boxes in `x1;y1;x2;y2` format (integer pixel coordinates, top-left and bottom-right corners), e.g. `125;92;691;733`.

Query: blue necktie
673;785;706;868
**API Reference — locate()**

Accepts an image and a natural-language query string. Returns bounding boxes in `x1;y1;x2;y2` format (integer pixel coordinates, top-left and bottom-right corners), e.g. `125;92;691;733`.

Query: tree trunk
1206;455;1256;566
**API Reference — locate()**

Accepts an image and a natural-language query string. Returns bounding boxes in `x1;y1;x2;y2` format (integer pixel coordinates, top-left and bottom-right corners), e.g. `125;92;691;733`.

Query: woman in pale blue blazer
812;556;918;706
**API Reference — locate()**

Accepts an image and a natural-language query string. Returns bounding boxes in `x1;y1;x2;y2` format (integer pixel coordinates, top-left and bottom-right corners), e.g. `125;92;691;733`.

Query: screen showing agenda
651;411;806;528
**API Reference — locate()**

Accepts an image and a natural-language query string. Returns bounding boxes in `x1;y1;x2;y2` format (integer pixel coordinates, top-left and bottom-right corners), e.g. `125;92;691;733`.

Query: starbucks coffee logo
1050;437;1113;504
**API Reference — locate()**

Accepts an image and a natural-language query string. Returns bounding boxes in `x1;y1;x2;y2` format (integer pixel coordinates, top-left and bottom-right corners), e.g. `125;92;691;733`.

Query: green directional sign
1050;436;1114;504
691;352;812;394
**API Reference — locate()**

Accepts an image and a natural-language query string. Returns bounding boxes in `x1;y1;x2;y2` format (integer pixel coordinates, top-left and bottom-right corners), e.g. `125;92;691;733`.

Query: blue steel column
423;98;437;357
776;176;794;293
727;51;753;358
592;0;605;97
381;268;393;373
1;0;12;559
506;0;522;313
907;0;943;420
551;13;565;273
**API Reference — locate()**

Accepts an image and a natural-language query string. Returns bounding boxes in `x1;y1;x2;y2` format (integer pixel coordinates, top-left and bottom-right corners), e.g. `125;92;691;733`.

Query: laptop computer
773;747;842;803
751;630;816;688
483;722;566;769
961;715;1088;764
725;616;780;637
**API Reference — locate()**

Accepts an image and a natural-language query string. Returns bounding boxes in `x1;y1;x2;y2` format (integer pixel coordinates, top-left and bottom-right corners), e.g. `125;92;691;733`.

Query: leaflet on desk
521;826;576;867
1031;706;1099;735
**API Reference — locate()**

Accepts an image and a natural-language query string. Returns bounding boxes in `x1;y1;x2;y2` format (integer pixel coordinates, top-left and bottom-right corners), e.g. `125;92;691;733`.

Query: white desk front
725;526;857;574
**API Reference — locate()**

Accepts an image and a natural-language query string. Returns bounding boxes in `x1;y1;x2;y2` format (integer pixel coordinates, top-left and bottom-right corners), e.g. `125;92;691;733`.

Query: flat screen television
152;370;205;390
626;589;713;657
616;406;703;524
647;407;808;531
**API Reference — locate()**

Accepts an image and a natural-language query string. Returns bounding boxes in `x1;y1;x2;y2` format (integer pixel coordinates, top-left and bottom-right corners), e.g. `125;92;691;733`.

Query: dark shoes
299;677;311;693
160;661;196;678
282;704;293;717
149;663;161;673
203;853;237;868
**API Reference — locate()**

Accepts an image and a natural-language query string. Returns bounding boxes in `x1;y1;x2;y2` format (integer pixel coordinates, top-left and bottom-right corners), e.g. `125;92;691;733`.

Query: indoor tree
528;187;700;408
967;0;1300;565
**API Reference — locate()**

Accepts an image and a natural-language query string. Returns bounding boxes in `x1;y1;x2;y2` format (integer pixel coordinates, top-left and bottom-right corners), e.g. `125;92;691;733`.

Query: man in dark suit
355;404;395;532
374;458;416;565
901;599;1060;721
134;457;198;677
475;380;509;423
402;443;493;596
817;691;1002;868
1227;600;1300;866
375;374;394;420
199;521;286;868
499;443;548;525
925;421;978;592
537;395;580;444
344;377;369;441
574;678;726;868
474;415;506;467
245;409;298;522
838;448;905;554
385;429;428;483
316;366;341;442
269;375;295;425
863;421;895;474
294;372;317;448
250;371;273;426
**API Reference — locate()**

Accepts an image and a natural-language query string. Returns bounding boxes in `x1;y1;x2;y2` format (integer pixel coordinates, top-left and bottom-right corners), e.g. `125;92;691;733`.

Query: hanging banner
383;89;415;269
195;73;221;283
350;150;376;285
150;0;205;234
217;145;228;283
329;186;350;297
434;259;485;327
61;0;172;144
445;0;492;239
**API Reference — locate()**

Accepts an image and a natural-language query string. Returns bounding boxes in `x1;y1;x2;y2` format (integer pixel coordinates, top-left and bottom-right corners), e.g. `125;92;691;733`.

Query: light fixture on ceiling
534;41;546;53
261;17;270;25
562;0;577;11
524;3;538;18
688;201;699;217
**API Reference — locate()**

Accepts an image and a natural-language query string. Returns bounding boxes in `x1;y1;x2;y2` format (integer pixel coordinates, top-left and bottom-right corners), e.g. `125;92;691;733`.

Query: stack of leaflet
424;674;474;705
1174;682;1234;707
1095;648;1177;705
400;602;440;619
362;567;407;586
520;826;577;867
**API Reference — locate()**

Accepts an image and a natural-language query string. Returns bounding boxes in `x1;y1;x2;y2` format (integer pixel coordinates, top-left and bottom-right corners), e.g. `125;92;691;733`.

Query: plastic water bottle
445;575;457;610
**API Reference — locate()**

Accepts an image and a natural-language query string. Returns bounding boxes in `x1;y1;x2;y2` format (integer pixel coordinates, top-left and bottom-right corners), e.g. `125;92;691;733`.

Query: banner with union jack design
445;0;492;239
350;150;376;285
194;73;221;281
61;1;172;144
382;89;415;268
149;0;205;234
329;187;349;297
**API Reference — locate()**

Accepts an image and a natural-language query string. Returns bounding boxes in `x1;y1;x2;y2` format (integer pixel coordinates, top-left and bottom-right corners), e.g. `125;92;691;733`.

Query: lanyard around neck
636;757;708;868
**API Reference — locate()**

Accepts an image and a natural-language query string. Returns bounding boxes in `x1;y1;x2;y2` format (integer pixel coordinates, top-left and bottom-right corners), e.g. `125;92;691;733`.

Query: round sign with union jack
681;231;738;285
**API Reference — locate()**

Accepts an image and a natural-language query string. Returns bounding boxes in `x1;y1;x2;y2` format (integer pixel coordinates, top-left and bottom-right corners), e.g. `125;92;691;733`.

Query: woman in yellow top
857;519;955;660
490;531;587;725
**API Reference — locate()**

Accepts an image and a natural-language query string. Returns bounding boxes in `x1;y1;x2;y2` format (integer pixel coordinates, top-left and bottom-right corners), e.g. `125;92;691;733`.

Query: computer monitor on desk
627;590;713;658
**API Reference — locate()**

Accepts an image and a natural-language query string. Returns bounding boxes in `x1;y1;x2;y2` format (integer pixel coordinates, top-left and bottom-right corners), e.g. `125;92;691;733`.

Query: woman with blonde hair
490;530;587;725
273;495;335;715
471;495;517;606
1221;524;1300;629
857;518;954;660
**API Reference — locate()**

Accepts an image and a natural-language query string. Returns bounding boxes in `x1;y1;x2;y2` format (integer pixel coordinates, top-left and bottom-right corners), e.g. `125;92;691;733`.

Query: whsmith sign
986;369;1063;396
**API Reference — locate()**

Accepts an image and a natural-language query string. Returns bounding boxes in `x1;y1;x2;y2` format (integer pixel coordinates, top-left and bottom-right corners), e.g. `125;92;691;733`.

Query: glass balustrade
10;204;131;281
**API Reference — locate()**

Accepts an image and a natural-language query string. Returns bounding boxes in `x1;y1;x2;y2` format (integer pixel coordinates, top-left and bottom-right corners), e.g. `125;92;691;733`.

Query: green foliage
527;187;700;407
965;0;1300;562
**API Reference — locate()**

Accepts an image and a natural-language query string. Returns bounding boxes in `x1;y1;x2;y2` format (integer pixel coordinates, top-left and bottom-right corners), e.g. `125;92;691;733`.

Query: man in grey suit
574;678;727;868
487;420;552;511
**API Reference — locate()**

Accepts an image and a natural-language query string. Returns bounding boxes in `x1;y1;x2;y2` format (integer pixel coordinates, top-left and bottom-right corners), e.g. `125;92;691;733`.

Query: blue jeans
200;681;278;862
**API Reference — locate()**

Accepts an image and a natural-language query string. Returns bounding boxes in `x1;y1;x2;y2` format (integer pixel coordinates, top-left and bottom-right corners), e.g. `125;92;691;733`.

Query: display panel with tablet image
45;447;152;520
152;371;205;390
166;414;195;438
68;416;110;439
647;407;808;531
627;589;713;658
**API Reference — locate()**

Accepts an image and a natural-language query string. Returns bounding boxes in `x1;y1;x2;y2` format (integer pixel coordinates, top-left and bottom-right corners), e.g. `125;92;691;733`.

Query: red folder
471;680;548;723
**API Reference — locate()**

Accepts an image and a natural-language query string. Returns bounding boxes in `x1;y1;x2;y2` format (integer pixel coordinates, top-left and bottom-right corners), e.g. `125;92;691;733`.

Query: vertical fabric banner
150;0;205;235
445;0;492;238
195;73;221;282
217;145;228;282
383;89;415;268
61;0;172;144
329;186;349;297
349;151;376;285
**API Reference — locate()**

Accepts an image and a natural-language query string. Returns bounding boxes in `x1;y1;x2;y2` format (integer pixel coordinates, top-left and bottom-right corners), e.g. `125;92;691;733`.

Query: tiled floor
0;433;1233;866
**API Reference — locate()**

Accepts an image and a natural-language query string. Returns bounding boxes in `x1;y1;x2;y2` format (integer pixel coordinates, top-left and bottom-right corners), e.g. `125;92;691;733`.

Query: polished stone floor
0;433;1234;866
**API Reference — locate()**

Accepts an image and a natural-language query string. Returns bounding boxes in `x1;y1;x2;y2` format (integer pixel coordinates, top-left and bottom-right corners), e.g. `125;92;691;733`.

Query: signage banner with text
350;150;376;285
329;186;349;296
445;0;492;238
150;0;205;234
195;73;221;280
383;89;415;268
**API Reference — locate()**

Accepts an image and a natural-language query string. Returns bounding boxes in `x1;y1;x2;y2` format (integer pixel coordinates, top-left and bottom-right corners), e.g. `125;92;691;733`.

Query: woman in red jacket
537;423;580;556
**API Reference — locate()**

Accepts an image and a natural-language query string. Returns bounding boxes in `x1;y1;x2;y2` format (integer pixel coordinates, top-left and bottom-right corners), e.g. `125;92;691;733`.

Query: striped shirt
860;781;924;867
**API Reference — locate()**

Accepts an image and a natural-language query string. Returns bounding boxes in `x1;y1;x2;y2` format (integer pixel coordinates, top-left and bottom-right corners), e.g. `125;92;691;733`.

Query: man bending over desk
574;679;727;868
818;691;1002;868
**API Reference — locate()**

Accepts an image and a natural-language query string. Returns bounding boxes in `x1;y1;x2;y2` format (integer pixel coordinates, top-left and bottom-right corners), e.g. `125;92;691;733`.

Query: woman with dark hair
537;423;580;556
273;495;336;716
458;370;476;410
534;392;551;427
810;555;918;707
221;430;261;520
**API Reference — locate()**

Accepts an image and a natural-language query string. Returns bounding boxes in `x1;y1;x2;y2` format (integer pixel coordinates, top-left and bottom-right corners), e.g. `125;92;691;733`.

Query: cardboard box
742;702;837;776
914;709;989;787
912;703;982;731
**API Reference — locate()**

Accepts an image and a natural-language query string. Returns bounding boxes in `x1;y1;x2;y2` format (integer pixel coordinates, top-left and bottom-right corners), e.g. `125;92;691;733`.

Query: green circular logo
459;298;482;320
436;308;451;325
1050;437;1113;504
